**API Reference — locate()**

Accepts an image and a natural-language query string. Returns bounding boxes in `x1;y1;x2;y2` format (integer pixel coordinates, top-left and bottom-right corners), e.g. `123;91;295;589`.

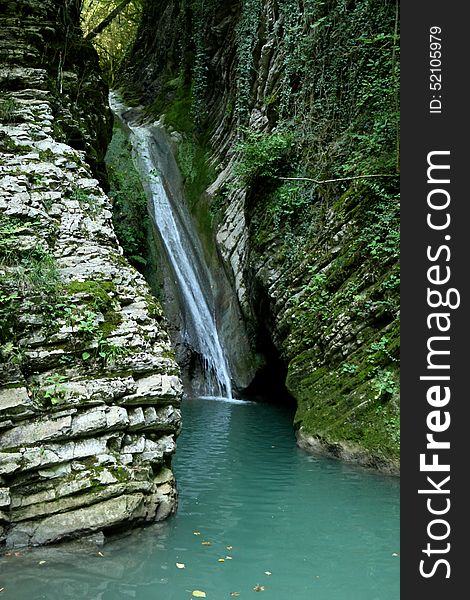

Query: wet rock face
0;0;182;547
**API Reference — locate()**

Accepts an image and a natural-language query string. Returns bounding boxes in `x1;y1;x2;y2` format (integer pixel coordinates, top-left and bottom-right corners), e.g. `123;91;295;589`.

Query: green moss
289;350;399;459
106;124;150;270
66;280;117;314
177;139;216;209
0;131;32;154
144;293;164;321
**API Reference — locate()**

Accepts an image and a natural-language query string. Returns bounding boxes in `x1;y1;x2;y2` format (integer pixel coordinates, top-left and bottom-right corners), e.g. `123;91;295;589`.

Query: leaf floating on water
192;591;207;598
193;531;201;536
201;541;211;546
264;571;272;576
253;585;265;592
176;562;185;569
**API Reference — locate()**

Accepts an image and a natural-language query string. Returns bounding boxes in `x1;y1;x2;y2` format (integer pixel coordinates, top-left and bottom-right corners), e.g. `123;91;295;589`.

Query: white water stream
110;93;232;399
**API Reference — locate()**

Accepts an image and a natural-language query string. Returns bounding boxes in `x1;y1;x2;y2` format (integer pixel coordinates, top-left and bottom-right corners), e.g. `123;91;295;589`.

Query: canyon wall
0;0;182;547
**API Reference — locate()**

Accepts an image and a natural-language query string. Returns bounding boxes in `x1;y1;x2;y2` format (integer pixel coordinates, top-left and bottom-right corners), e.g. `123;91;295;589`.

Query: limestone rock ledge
0;0;182;548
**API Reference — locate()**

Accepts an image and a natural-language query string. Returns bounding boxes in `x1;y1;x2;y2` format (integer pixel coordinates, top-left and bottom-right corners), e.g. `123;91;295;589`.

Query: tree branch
276;174;398;185
85;0;133;41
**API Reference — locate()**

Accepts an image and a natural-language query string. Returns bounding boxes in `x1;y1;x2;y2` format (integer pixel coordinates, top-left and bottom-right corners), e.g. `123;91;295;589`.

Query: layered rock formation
0;0;182;547
120;0;400;471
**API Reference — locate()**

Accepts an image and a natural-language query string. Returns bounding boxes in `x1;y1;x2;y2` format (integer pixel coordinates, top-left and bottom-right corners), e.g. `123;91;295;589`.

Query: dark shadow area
242;327;296;408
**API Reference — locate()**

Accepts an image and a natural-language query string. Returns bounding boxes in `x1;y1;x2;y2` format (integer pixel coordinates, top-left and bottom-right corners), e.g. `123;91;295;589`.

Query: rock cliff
120;0;400;472
0;0;182;547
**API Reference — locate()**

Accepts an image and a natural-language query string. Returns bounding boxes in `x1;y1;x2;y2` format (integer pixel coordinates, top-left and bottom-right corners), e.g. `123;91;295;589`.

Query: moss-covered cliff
0;0;182;547
119;0;400;472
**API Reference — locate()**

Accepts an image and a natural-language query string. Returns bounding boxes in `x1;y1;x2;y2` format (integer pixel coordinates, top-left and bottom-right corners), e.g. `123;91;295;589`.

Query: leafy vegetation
0;94;18;123
234;129;296;185
106;125;149;269
81;0;143;84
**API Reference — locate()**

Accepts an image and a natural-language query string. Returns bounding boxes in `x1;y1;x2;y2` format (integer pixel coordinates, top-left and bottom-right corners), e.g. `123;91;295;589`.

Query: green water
0;397;399;599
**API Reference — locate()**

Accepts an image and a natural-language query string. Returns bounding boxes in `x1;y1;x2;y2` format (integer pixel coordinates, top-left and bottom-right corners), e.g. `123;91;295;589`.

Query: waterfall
109;93;233;399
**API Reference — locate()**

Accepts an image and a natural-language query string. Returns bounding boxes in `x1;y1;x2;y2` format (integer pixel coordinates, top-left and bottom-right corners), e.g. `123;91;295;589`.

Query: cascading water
109;93;233;399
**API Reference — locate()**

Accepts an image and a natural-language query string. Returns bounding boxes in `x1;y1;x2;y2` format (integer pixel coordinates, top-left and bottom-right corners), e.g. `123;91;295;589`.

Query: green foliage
296;272;330;322
0;213;62;363
235;0;262;120
286;0;399;181
368;334;399;367
41;278;127;370
178;138;216;209
0;131;32;154
0;95;18;123
268;181;314;230
372;368;399;400
106;125;149;269
0;290;20;346
0;216;36;260
233;0;399;204
145;79;194;134
357;188;400;263
72;187;100;216
190;0;214;121
42;374;67;406
0;215;61;294
96;332;130;366
81;0;143;85
235;129;295;184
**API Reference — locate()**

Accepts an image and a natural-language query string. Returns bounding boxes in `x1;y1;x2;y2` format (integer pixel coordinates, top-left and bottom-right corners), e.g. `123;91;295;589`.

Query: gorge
1;0;399;588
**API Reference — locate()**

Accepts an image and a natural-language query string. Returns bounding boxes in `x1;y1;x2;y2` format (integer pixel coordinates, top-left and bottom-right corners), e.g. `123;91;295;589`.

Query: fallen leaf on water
201;541;211;546
193;532;201;536
218;558;225;563
253;585;265;592
176;563;185;569
39;560;47;565
264;571;272;576
230;593;240;597
192;591;206;598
